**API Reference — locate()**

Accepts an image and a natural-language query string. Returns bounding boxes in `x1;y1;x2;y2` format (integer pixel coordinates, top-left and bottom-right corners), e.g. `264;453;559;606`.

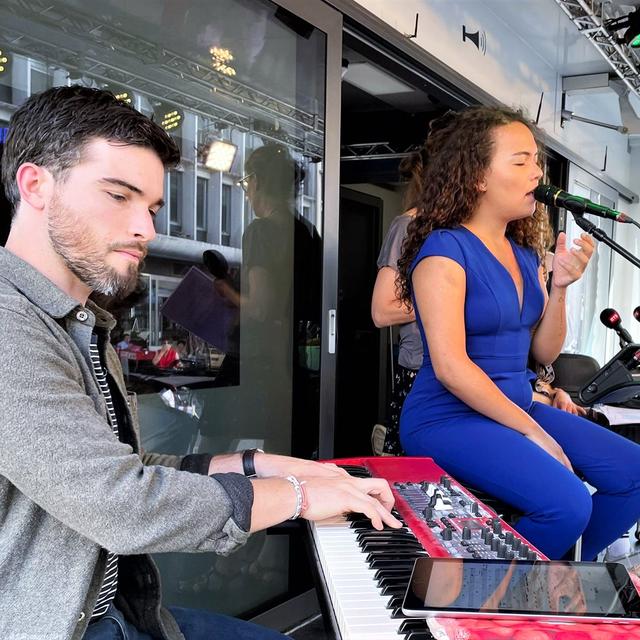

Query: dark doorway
334;187;382;456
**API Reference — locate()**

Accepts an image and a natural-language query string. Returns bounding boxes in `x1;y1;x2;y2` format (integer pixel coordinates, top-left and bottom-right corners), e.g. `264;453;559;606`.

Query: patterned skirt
384;364;418;455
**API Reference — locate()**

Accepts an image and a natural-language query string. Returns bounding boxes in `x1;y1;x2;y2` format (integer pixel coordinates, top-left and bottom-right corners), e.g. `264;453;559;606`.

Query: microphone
634;306;640;322
600;308;634;346
534;184;633;223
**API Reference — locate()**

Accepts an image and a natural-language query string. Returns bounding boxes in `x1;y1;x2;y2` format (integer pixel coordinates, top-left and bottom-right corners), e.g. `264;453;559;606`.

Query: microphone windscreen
600;308;621;329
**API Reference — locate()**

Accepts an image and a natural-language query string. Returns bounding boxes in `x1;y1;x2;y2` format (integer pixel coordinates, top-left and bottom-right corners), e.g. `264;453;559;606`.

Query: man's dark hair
245;144;305;200
1;85;181;218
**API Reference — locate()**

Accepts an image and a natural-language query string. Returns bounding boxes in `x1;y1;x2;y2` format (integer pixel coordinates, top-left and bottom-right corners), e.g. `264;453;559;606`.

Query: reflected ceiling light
605;8;640;48
0;49;8;74
210;46;236;76
343;62;415;96
115;91;132;104
161;109;182;132
203;140;237;172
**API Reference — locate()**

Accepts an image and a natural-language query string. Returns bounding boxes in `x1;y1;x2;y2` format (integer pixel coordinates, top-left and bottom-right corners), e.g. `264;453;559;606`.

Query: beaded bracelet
285;475;308;520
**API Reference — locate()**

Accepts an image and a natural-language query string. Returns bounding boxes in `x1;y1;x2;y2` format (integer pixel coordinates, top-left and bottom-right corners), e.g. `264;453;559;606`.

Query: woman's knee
532;479;592;535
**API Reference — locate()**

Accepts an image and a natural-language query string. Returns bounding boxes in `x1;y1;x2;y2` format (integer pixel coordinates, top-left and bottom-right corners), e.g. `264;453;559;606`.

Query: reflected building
0;0;325;619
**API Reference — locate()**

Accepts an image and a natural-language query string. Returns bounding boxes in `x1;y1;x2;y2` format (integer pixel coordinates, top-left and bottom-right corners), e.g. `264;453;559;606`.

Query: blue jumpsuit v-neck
400;227;640;560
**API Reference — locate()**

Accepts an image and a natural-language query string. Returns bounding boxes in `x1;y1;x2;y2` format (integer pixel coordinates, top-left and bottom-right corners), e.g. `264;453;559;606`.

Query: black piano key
364;548;424;559
360;535;416;544
366;550;426;561
356;531;414;543
399;619;430;633
369;558;416;569
378;576;411;590
376;567;413;579
356;527;413;536
360;541;417;552
378;576;412;591
361;541;424;552
378;578;411;593
392;606;409;619
380;584;407;596
351;517;406;530
374;567;413;580
338;465;371;477
404;632;432;640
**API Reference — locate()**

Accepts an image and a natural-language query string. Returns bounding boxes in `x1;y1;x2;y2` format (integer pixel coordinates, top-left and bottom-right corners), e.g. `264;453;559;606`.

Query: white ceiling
483;0;621;77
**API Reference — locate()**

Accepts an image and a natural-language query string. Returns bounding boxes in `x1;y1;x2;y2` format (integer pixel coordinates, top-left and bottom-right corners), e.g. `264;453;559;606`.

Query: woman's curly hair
397;106;553;307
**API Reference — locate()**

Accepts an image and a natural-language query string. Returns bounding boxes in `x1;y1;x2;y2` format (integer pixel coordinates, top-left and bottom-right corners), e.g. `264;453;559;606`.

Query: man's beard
47;192;146;298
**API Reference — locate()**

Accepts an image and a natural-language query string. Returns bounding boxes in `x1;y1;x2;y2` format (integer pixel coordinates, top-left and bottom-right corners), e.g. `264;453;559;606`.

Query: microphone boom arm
570;211;640;270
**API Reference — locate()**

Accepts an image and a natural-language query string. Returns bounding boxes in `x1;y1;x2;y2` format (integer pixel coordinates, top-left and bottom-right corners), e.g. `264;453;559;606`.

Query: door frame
273;0;344;458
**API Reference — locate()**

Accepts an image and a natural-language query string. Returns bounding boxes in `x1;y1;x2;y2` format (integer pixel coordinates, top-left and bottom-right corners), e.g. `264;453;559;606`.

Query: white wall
354;0;635;191
349;182;406;237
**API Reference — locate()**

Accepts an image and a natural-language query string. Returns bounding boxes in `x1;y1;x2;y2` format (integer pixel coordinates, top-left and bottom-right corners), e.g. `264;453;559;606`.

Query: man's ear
14;163;53;212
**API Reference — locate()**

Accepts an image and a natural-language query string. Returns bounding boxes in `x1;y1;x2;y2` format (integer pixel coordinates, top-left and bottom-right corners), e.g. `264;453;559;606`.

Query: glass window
2;0;328;619
564;166;616;365
169;170;183;235
29;63;49;95
221;183;232;247
196;177;208;242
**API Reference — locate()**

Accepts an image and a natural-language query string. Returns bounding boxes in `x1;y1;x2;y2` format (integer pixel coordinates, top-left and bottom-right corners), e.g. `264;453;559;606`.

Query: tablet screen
403;558;640;619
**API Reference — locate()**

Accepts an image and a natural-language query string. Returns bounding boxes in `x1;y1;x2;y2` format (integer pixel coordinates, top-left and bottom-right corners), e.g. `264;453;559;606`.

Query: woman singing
397;106;640;560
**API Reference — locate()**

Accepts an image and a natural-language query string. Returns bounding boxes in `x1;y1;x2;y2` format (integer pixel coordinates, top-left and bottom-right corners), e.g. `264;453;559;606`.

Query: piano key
310;515;422;639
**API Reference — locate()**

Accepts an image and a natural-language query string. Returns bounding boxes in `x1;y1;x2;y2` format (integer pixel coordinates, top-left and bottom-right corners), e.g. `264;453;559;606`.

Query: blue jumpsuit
400;227;640;560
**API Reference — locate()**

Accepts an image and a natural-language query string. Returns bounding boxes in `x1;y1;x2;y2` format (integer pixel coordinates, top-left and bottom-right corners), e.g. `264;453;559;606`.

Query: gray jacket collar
0;247;116;330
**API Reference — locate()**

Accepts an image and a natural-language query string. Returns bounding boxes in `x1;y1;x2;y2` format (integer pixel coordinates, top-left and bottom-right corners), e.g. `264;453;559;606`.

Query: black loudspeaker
462;25;486;54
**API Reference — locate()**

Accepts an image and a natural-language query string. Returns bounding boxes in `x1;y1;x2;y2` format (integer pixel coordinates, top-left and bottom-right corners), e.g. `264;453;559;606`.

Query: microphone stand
568;204;640;270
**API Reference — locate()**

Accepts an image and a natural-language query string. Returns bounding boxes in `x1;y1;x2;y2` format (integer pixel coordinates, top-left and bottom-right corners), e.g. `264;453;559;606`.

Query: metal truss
0;0;324;158
340;142;414;161
553;0;640;98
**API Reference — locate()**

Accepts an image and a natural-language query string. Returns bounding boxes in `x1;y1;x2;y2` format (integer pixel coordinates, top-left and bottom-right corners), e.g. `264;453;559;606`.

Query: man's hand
254;454;350;479
208;452;350;478
250;475;402;532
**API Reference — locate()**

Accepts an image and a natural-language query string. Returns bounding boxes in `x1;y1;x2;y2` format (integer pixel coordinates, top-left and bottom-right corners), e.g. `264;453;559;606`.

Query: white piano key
310;516;424;640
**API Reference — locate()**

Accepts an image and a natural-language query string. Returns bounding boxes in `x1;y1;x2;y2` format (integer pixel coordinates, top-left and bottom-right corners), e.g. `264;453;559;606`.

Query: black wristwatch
242;448;264;478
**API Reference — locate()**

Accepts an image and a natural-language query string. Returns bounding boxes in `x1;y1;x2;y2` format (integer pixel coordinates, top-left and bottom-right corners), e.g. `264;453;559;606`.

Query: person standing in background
371;147;427;454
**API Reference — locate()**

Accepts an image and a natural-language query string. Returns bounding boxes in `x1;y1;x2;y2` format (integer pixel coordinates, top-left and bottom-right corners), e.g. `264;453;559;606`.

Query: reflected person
0;86;400;640
210;144;321;452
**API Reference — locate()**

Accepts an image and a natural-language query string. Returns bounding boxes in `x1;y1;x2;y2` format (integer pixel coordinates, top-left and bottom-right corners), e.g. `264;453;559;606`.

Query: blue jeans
83;604;291;640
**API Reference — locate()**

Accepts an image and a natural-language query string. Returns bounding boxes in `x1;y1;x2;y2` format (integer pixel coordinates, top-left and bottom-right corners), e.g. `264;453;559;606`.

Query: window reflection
0;0;326;617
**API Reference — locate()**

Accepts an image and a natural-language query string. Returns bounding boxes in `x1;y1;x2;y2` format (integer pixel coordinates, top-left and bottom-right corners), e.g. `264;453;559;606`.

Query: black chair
550;353;600;403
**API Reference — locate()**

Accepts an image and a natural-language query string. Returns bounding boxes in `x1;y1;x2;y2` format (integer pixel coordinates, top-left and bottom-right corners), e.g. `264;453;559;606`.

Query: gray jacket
0;248;254;640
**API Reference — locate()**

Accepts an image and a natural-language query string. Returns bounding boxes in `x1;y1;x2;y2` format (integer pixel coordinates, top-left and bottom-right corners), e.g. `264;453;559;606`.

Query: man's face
47;138;165;297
